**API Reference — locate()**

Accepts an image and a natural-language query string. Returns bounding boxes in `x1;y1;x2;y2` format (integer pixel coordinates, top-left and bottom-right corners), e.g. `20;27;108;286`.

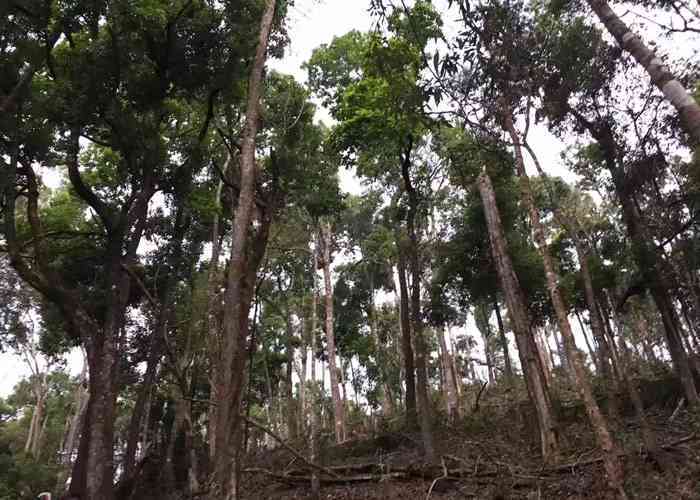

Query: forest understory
239;377;700;500
121;373;700;500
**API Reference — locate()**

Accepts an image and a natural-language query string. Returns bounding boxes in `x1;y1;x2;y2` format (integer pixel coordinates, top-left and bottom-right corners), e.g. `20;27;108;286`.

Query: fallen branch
240;414;339;478
472;381;488;413
426;458;448;499
549;433;698;472
669;398;685;422
244;434;699;489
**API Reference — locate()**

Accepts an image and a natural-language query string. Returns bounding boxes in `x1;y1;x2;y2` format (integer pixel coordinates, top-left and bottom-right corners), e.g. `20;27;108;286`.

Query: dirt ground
241;385;700;500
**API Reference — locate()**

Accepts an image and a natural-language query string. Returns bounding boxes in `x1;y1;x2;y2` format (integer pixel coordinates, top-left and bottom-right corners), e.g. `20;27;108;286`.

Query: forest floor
241;376;700;499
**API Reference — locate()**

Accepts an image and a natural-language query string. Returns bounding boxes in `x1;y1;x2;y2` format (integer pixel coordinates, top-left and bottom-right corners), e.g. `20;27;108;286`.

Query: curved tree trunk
587;0;700;144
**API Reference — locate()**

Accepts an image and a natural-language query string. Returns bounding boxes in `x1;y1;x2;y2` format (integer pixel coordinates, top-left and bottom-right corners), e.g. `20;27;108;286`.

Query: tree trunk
57;358;88;491
400;141;436;462
575;311;600;372
572;113;700;406
209;2;276;497
607;293;671;470
571;237;622;417
535;329;553;387
321;221;346;443
437;328;459;421
299;316;308;437
493;299;514;380
480;323;496;384
587;0;700;144
447;328;463;398
575;241;617;381
477;172;560;465
285;306;297;440
396;245;418;428
310;238;321;500
504;112;626;496
206;171;226;462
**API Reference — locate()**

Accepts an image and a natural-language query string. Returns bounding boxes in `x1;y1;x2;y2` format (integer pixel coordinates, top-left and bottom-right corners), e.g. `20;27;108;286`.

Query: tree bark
571;113;700;406
209;2;277;497
396;244;418;428
587;0;700;145
309;237;321;500
285;305;298;440
504;112;626;496
57;357;88;491
477;171;560;465
437;328;460;422
606;293;670;470
206;171;227;462
493;299;514;380
400;140;436;462
575;311;599;372
321;221;346;443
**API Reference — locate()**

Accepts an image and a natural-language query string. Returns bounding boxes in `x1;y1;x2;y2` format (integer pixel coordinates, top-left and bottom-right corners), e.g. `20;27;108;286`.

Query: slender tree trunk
396;246;418;428
587;0;700;144
525;139;619;386
573;114;700;406
571;237;622;415
504;112;626;497
299;317;308;436
447;328;463;399
493;299;514;380
477;172;560;465
285;306;297;440
479;322;496;384
369;285;394;417
210;2;276;497
535;329;553;387
438;327;459;422
321;221;346;443
614;299;671;468
57;359;88;491
575;311;599;372
400;142;436;462
551;325;569;372
310;239;321;500
206;172;226;462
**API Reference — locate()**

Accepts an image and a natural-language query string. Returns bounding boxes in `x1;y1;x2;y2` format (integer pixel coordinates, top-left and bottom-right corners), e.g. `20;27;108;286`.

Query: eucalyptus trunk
396;243;418;427
573;114;699;406
587;0;700;144
309;240;321;500
477;172;560;464
209;2;276;497
400;141;436;462
438;328;460;421
321;221;346;443
493;299;514;380
504;111;626;496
